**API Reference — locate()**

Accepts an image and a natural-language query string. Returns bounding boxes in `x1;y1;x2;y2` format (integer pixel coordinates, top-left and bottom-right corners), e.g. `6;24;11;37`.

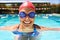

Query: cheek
30;18;34;22
20;18;25;22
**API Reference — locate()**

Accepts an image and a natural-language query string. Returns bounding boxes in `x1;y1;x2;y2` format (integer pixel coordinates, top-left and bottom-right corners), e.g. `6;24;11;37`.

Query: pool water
0;14;60;40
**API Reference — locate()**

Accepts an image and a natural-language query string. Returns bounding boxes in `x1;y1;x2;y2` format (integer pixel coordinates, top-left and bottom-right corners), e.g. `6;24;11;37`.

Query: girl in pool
0;1;60;40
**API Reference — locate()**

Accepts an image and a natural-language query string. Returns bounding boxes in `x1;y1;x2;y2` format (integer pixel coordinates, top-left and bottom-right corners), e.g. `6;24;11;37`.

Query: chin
24;24;30;27
24;24;32;27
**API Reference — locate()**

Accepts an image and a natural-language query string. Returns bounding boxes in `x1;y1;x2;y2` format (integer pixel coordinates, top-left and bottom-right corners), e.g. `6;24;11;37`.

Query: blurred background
0;0;60;14
0;0;60;40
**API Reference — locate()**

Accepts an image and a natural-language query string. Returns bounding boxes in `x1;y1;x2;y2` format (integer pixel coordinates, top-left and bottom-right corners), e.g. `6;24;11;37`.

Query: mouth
23;21;31;24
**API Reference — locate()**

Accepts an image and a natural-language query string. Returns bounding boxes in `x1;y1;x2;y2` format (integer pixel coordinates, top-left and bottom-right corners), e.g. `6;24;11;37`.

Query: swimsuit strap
33;24;37;31
16;24;20;30
12;24;23;35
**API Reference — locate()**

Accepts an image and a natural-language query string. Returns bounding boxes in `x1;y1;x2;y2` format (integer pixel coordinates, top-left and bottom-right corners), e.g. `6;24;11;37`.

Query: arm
0;24;19;31
0;26;12;31
40;26;60;31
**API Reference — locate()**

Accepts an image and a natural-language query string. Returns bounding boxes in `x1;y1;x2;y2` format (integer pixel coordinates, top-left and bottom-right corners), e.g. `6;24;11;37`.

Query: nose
25;16;29;21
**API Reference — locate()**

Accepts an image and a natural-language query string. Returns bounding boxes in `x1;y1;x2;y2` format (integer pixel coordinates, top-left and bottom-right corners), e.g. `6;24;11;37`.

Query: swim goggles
19;12;35;18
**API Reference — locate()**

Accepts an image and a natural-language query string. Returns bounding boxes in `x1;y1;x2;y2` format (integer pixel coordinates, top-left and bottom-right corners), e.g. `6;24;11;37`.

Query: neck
19;24;34;32
20;24;33;29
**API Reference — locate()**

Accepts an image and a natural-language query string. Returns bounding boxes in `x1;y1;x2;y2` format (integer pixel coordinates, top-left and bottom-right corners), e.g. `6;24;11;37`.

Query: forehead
19;8;35;14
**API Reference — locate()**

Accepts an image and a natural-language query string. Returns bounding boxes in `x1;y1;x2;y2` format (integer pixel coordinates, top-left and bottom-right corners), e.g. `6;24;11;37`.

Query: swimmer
0;1;60;40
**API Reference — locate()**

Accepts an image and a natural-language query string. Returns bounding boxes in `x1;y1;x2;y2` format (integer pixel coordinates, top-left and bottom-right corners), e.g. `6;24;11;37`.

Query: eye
19;12;26;18
29;12;35;18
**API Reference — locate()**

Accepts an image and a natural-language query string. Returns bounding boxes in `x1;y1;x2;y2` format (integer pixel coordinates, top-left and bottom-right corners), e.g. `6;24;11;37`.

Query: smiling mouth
23;21;31;24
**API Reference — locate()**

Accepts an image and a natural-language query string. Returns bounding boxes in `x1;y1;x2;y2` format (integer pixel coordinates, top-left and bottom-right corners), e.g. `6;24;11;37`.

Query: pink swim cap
19;1;35;12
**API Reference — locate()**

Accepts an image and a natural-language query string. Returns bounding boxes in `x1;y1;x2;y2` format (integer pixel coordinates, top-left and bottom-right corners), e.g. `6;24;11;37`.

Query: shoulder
33;24;48;31
33;24;41;29
33;24;46;29
5;24;19;31
10;24;19;30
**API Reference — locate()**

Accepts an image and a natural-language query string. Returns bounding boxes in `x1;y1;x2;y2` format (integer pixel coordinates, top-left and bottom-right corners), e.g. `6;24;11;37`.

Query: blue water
0;14;60;40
